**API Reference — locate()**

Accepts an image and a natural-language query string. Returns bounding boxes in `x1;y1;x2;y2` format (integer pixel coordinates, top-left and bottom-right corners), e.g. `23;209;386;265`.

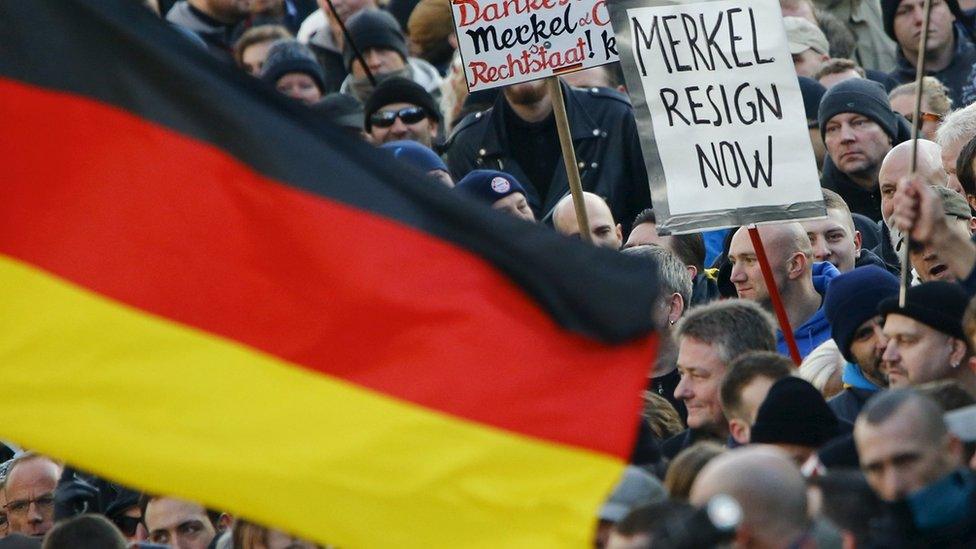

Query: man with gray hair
689;446;811;549
854;389;976;545
728;222;839;359
623;245;693;421
876;140;951;274
936;101;976;198
661;300;777;459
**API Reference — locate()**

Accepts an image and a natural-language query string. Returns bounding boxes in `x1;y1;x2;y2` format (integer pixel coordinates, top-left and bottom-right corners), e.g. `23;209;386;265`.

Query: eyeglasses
369;106;427;128
112;514;143;537
4;492;55;516
904;111;943;124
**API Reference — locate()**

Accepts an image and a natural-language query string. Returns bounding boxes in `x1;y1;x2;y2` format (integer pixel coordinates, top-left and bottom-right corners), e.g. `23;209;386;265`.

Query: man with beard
166;0;251;62
823;266;898;423
445;79;650;233
879;282;976;396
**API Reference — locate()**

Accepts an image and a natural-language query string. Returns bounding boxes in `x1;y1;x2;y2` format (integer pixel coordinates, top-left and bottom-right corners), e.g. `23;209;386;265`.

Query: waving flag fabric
0;1;657;546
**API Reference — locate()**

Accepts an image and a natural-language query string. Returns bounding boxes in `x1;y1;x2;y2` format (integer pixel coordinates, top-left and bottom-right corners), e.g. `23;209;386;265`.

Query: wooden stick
748;226;802;365
547;76;591;243
323;0;376;87
900;0;933;307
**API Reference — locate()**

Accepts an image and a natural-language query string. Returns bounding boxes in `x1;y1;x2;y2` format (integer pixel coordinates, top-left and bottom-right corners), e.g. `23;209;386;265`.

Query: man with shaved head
875;140;951;273
854;390;976;545
552;192;623;249
690;446;810;549
728;223;839;359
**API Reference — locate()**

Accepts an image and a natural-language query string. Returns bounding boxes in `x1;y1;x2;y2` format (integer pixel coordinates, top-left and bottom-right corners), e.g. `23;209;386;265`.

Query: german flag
0;1;658;546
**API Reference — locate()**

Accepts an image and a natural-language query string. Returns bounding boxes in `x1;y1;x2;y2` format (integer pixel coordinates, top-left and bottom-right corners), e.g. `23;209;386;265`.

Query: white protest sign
450;0;619;91
608;0;825;234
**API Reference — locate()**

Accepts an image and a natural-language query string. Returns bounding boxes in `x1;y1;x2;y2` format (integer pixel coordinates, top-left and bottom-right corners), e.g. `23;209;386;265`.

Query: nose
839;124;856;142
389;117;408;135
811;238;829;261
881;339;899;364
673;375;692;402
730;261;746;283
883;467;911;501
27;502;42;524
873;325;888;354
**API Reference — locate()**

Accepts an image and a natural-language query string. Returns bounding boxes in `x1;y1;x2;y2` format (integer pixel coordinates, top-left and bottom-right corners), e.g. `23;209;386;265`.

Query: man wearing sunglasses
2;453;61;538
364;77;441;148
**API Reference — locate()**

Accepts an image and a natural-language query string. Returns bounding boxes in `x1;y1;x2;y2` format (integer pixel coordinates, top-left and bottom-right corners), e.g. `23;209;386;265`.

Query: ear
217;513;234;533
946;434;965;467
788;251;807;280
685;264;699;280
430;120;440;138
854;229;863;257
967;193;976;212
950;338;968;369
728;418;750;445
615;223;623;245
969;216;976;235
668;292;685;325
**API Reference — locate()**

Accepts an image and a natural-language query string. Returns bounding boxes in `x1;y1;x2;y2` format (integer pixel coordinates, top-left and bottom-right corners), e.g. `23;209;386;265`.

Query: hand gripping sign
451;0;620;91
607;0;825;234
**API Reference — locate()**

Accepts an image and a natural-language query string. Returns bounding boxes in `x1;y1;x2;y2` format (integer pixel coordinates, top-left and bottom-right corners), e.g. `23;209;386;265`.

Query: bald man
690;446;810;549
874;140;948;274
728;223;839;359
552;192;623;249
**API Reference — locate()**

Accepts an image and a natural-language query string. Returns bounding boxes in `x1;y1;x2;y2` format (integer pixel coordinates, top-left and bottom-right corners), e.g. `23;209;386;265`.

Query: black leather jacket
444;81;651;232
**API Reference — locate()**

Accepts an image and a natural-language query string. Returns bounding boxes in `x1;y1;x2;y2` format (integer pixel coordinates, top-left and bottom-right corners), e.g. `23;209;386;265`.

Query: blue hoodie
777;262;840;359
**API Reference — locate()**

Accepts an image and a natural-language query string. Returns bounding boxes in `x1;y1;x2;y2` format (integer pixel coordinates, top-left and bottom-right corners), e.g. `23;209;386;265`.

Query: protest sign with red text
451;0;619;91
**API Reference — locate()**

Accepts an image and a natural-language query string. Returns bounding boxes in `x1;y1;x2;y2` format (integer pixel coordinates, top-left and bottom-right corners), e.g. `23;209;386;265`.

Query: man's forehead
378;101;419;113
882;313;930;335
803;212;849;233
146;498;208;528
5;457;59;488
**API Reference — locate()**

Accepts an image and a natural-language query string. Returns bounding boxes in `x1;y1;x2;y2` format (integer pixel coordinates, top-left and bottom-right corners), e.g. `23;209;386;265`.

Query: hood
842;361;882;391
812;260;841;295
340;57;444;99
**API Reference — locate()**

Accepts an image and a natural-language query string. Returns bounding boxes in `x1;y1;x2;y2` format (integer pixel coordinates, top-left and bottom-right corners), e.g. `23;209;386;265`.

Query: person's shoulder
660;428;690;459
446;108;493;143
572;86;632;108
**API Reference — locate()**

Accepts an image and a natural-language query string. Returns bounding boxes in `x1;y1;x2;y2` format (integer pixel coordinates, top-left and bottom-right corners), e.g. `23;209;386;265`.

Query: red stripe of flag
0;79;655;457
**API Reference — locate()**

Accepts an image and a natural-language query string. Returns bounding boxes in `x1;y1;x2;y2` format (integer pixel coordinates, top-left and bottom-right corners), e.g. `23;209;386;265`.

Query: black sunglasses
370;106;427;128
112;515;143;537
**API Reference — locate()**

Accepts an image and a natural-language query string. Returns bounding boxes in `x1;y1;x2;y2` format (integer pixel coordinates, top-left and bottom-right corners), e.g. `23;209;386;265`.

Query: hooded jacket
777;262;840;359
297;9;347;93
445;81;651;233
827;362;881;423
340;57;443;102
889;27;976;107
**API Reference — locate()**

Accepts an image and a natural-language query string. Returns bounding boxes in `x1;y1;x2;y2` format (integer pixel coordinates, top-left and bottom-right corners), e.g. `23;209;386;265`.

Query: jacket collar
481;79;602;158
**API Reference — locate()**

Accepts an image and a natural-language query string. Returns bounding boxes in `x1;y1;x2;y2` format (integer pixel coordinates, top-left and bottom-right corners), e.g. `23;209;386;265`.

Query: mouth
929;264;949;277
840;151;862;161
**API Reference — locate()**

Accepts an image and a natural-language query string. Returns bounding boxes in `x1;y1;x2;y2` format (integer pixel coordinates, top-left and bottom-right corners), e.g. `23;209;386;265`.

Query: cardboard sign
450;0;620;91
607;0;825;234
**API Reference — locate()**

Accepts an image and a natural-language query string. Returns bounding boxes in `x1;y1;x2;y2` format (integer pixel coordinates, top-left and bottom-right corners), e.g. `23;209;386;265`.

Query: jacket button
475;112;482;119
592;129;600;136
591;162;599;169
578;161;585;168
478;148;486;156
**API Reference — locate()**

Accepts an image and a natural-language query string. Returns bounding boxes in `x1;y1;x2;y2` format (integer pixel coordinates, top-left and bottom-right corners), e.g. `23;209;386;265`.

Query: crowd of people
9;0;976;546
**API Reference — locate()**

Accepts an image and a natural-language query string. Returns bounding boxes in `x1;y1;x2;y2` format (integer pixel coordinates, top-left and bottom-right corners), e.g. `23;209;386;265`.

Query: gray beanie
260;39;327;93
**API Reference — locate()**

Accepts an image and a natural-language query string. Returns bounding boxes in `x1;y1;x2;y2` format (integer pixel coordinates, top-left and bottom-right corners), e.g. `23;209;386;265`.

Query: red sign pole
748;226;802;365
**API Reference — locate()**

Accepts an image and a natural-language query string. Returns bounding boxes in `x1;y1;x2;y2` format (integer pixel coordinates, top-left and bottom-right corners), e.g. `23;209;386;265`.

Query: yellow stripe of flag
0;255;624;547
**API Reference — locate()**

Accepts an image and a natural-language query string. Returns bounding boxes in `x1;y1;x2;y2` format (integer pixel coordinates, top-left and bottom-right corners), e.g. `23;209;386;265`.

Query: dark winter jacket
445;81;651;233
166;1;243;63
889;27;976;107
871;221;901;276
821;157;884;222
868;469;976;548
